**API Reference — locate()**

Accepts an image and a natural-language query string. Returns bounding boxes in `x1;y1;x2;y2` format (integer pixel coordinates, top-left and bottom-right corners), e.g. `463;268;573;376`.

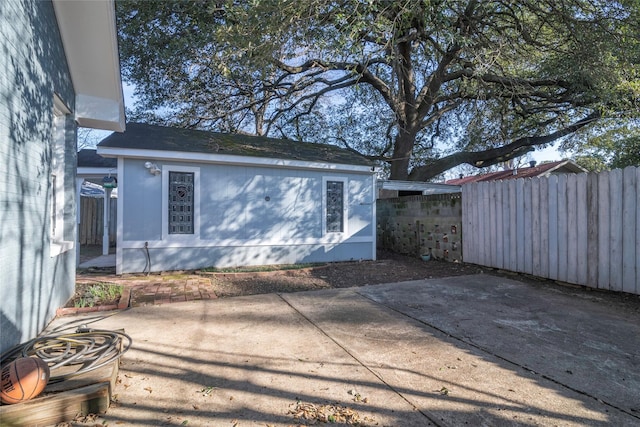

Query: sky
531;144;566;163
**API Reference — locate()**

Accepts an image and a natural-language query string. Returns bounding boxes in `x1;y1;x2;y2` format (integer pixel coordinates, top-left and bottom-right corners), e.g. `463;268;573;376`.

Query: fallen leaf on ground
288;401;374;425
199;386;217;396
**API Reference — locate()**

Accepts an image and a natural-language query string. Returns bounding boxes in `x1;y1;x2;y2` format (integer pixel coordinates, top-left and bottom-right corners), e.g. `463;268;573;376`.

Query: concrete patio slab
43;274;640;426
356;275;640;417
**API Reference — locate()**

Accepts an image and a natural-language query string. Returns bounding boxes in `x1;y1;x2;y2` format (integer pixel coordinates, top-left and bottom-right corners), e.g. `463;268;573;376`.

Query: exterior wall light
144;161;161;176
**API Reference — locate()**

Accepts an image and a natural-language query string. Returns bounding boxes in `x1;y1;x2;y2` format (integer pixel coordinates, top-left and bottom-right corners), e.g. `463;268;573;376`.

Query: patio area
45;274;640;426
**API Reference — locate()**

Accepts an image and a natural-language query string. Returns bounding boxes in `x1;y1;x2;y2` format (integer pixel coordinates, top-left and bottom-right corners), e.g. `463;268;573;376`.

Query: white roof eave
77;166;118;178
377;180;461;194
96;146;375;174
53;0;125;132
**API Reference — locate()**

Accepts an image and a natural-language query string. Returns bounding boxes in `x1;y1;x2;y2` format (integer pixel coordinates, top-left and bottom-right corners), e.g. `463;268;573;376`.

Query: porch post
76;177;84;267
102;187;112;255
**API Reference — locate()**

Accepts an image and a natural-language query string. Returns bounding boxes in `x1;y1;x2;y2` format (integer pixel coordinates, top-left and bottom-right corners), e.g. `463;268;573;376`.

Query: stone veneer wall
377;193;463;262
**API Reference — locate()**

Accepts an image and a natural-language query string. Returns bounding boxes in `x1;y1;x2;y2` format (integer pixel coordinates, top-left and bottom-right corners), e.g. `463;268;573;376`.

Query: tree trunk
389;131;415;180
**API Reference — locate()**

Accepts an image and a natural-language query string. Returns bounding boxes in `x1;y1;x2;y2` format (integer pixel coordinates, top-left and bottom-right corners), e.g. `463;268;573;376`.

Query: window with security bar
168;171;194;234
326;180;344;233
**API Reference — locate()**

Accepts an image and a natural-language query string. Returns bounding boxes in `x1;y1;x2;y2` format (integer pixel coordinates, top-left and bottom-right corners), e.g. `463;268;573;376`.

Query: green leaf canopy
117;0;640;180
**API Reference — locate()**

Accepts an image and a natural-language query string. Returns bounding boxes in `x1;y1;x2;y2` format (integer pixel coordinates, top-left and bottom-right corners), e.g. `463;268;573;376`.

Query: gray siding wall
118;159;375;272
0;0;77;353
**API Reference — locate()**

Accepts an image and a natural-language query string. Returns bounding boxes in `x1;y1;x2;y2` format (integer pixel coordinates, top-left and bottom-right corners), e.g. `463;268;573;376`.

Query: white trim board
97;147;375;174
119;236;374;250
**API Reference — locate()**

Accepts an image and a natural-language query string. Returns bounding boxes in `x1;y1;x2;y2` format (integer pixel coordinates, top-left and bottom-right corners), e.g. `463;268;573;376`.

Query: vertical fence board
471;183;481;264
480;182;491;266
110;199;117;243
466;183;477;264
495;181;504;269
515;179;525;272
523;179;533;274
79;197;87;244
622;167;637;293
508;180;518;271
502;182;511;269
587;173;599;287
566;174;578;284
597;172;611;289
576;174;588;285
557;175;569;282
485;183;494;267
94;199;102;243
531;179;541;277
462;185;471;263
548;175;559;280
470;184;480;265
82;197;91;244
92;199;101;243
473;184;484;265
636;167;640;294
489;181;498;267
461;185;470;262
539;177;549;278
609;169;624;291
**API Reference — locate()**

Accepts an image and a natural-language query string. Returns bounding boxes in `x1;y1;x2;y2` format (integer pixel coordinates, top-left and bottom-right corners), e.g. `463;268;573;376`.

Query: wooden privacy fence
462;166;640;295
79;196;117;246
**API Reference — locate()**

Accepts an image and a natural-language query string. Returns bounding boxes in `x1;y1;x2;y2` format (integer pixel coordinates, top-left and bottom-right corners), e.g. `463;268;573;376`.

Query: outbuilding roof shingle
98;123;373;167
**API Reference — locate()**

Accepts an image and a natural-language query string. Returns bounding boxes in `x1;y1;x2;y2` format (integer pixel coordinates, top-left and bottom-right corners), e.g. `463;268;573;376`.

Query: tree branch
408;110;601;181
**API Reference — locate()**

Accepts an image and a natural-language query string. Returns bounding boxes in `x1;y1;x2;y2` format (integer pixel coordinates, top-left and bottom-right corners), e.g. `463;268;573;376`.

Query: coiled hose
0;327;132;383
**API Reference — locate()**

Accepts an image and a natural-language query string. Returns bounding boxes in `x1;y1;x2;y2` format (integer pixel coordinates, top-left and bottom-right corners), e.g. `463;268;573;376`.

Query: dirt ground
77;247;488;301
77;247;639;312
206;250;487;298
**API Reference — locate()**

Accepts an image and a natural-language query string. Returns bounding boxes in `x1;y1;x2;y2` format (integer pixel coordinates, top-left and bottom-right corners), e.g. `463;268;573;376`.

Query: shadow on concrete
43;275;640;426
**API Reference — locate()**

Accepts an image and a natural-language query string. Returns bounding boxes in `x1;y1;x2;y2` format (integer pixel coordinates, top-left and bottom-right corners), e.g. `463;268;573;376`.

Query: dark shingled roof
77;149;117;168
97;123;373;167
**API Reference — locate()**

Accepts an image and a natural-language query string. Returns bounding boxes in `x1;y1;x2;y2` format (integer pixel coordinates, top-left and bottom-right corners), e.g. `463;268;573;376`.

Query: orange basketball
0;357;50;404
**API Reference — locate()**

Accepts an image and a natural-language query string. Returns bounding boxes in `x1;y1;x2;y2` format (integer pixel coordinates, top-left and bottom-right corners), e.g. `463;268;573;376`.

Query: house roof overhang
96;123;376;174
53;0;125;132
377;180;461;194
77;166;117;178
97;146;375;174
541;160;588;175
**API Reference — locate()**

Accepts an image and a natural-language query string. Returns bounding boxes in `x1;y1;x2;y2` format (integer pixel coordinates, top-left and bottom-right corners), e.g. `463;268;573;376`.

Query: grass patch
200;263;326;273
71;282;123;308
88;283;123;300
74;297;95;308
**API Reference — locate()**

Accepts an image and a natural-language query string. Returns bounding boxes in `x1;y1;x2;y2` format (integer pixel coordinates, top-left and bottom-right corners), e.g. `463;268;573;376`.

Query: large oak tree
117;0;639;180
